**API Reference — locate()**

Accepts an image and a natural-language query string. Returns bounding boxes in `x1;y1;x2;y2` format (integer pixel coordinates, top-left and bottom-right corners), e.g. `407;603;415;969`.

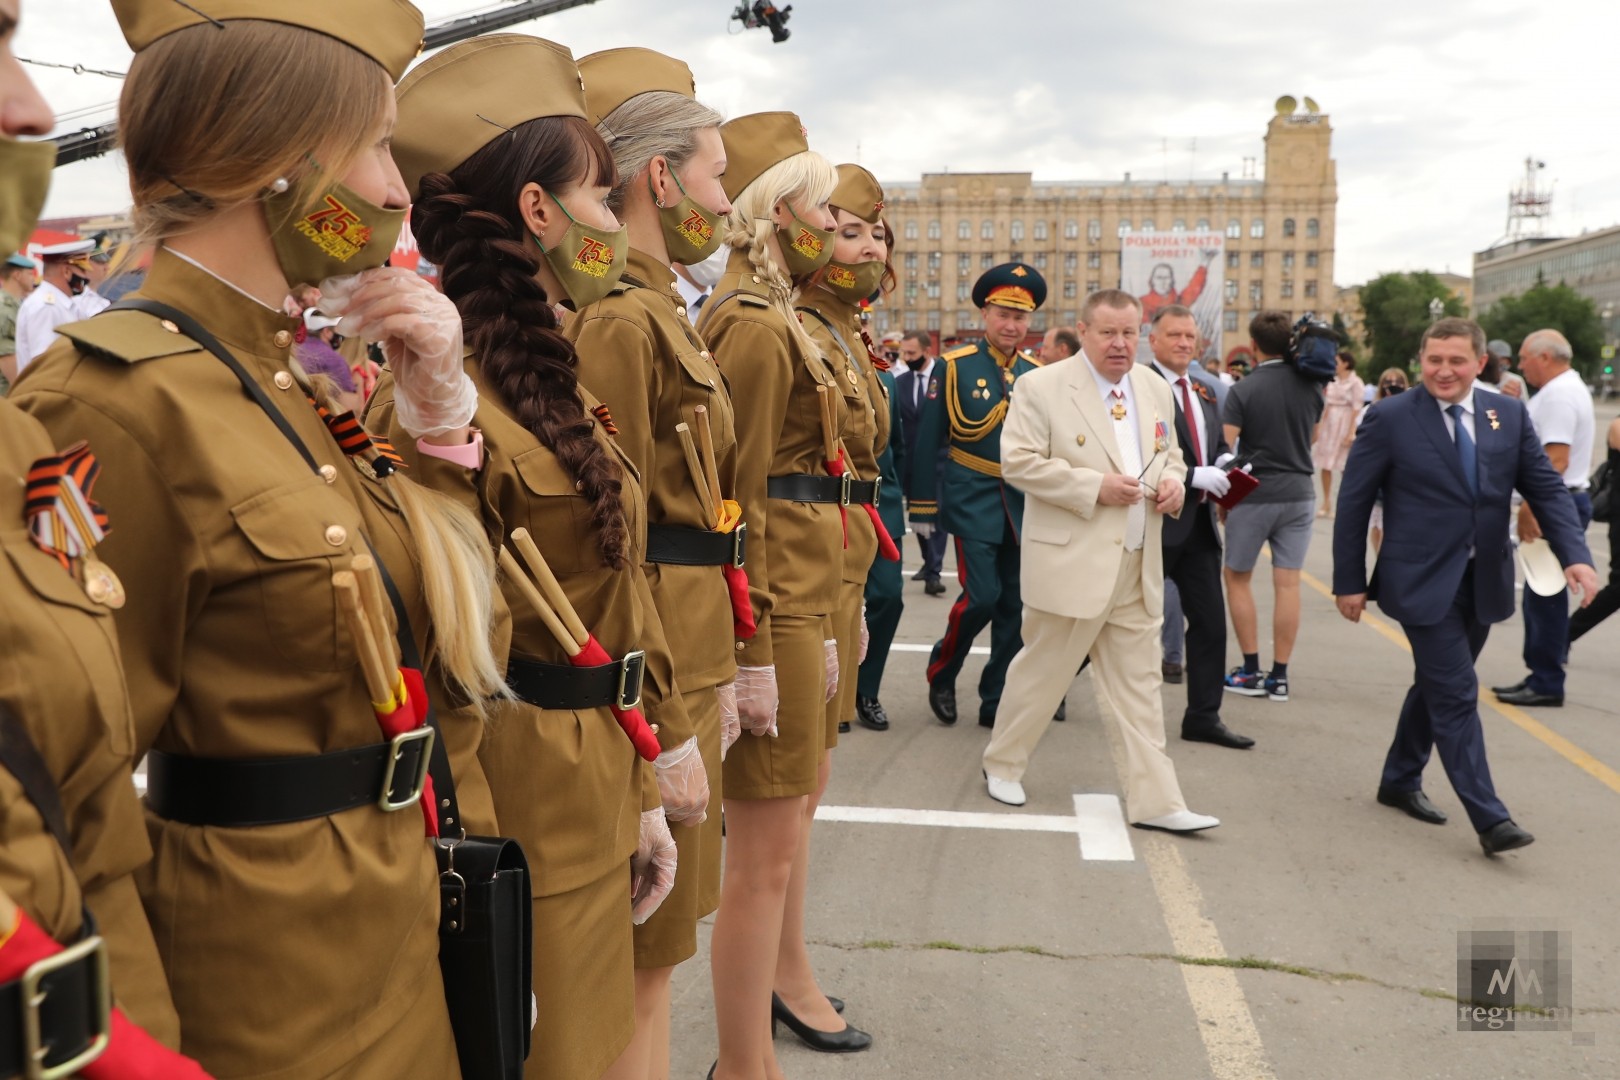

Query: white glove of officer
824;639;840;703
630;808;677;924
716;681;741;759
653;736;709;827
320;268;478;437
734;665;779;737
911;521;933;540
1213;452;1235;470
1190;466;1232;497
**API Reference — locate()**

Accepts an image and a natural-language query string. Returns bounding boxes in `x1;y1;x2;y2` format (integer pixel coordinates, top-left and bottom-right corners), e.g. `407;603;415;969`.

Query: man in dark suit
1332;318;1598;856
894;329;947;595
1145;305;1254;750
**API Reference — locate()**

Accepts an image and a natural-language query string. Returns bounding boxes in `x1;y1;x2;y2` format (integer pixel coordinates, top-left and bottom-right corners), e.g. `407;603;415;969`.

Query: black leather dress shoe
856;696;890;731
1377;785;1447;825
1494;687;1563;707
771;993;872;1053
925;577;947;596
1162;661;1183;684
1479;819;1535;855
828;996;845;1014
1052;699;1067;722
911;568;928;581
929;680;957;725
1490;678;1529;696
1182;722;1255;749
837;721;851;734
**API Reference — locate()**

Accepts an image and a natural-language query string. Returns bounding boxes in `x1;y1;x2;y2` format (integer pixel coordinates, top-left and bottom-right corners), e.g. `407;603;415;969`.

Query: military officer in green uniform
909;262;1046;727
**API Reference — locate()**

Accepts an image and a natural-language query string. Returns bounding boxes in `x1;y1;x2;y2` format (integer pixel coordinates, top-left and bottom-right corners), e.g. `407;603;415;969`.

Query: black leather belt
507;652;647;712
767;474;850;505
143;728;436;827
848;478;881;506
0;924;110;1080
646;523;746;568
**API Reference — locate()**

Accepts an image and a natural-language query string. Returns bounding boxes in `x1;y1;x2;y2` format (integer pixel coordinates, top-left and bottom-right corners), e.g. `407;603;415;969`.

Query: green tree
1477;282;1604;378
1358;271;1468;374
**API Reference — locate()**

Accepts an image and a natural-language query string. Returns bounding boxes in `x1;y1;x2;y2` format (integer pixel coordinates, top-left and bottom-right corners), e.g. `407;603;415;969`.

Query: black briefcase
437;834;533;1079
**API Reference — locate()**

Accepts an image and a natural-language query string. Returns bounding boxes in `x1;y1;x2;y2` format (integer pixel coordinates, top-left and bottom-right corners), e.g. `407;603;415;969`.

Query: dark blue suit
1332;385;1590;830
894;362;947;580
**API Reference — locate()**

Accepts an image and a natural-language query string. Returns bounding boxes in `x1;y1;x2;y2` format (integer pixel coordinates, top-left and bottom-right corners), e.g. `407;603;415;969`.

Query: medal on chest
24;441;123;608
1110;400;1127;422
1486;408;1500;431
1153;416;1169;453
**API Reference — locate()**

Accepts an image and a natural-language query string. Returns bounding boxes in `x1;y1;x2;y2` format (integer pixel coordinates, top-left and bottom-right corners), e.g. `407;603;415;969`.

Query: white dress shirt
1437;389;1476;443
1086;351;1145;550
1153;359;1205;463
909;356;937;411
13;280;78;374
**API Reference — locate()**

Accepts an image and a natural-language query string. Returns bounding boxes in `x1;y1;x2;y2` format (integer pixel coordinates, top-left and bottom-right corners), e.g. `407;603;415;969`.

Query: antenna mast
1506;156;1553;241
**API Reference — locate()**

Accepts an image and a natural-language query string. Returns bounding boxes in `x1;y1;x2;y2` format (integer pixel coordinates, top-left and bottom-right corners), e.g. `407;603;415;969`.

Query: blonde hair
723;150;837;356
124;23;510;714
121;21;390;253
597;91;724;216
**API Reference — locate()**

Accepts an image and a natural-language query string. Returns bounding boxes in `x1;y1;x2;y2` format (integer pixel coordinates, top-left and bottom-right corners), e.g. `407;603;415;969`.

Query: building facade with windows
872;108;1337;358
1473;225;1620;320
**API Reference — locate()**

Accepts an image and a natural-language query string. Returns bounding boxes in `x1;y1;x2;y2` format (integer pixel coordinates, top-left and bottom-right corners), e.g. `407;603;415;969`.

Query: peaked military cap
718;112;809;202
36;239;96;262
111;0;425;81
830;164;883;224
973;261;1046;312
579;48;697;129
394;35;587;201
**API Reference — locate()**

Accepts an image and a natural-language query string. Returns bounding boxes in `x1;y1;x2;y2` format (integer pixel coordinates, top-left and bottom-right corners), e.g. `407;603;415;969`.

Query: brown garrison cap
111;0;425;81
579;48;697;129
719;111;809;202
393;34;587;201
831;164;884;224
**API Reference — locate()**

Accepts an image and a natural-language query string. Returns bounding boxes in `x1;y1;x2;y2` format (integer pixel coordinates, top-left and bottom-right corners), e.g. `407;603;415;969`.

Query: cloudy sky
19;0;1620;286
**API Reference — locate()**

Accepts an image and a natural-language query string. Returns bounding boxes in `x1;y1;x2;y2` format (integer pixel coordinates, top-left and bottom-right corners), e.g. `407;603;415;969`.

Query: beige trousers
981;549;1188;823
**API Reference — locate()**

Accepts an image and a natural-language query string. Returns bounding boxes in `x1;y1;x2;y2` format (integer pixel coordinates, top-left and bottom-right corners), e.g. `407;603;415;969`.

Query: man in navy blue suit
894;329;948;594
1332;318;1598;856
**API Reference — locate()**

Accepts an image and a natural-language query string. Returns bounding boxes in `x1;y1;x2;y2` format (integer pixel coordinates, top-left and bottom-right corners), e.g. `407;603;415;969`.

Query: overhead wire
19;57;125;79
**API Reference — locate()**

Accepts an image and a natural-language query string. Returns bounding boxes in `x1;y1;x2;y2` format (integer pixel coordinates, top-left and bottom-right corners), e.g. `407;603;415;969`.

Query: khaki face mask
0;135;56;258
653;169;725;266
534;192;628;310
776;201;835;277
264;166;406;288
822;260;884;305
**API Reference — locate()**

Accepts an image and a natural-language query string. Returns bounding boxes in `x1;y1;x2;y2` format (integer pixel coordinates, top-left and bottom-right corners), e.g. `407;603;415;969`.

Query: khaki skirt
823;580;865;749
722;613;826;800
529;868;636;1079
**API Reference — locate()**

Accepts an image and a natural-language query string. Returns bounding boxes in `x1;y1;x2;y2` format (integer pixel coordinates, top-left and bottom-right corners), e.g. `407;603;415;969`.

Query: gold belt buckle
378;726;436;812
21;934;111;1080
838;474;853;506
616;650;648;710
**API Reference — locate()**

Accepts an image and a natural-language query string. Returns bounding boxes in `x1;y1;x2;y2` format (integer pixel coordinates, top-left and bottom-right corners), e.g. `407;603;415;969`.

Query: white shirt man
1526;366;1594;490
14;239;96;374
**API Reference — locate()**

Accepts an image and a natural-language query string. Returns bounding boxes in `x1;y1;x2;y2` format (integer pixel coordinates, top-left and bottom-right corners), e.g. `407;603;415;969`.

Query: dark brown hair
1248;310;1293;358
412;115;630;568
1421;316;1486;356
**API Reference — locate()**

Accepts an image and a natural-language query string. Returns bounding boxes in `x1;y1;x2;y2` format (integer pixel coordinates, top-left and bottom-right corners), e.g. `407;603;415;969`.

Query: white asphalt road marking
815;799;1136;862
889;643;990;655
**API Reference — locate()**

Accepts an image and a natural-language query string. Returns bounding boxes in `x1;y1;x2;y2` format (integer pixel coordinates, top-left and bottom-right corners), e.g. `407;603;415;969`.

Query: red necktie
1177;377;1203;467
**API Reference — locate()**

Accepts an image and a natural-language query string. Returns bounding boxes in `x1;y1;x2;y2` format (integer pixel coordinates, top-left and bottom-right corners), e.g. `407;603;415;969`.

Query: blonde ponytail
723;150;836;357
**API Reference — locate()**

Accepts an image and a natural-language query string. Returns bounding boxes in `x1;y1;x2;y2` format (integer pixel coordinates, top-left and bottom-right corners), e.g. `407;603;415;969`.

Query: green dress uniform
858;362;905;706
908;262;1047;725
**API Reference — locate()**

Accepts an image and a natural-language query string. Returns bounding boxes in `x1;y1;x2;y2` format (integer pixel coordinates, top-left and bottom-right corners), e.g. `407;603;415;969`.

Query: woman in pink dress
1312;350;1364;516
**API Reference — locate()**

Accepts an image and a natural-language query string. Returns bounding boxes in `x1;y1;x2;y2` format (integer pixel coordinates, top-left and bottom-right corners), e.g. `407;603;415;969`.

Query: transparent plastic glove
1190;465;1231;497
859;606;870;664
630;807;677;925
735;665;779;737
911;521;933;540
654;736;710;826
824;639;840;703
717;681;741;759
319;268;477;437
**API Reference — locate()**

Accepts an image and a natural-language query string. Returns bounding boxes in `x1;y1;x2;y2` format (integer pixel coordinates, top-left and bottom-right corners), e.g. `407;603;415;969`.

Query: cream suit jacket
1000;357;1186;621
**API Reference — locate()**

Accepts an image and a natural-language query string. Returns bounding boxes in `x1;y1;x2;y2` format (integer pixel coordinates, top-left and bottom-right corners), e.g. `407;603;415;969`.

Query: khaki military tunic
370;357;682;1079
567;246;738;960
698;250;846;798
13;250;473;1080
0;399;178;1045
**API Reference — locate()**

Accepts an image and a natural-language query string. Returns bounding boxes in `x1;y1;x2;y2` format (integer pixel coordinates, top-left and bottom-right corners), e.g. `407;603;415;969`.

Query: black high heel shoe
705;1063;716;1080
827;995;845;1014
769;993;872;1053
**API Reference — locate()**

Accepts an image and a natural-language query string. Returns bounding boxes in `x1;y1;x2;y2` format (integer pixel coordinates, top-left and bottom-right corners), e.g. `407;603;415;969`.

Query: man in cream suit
981;290;1220;833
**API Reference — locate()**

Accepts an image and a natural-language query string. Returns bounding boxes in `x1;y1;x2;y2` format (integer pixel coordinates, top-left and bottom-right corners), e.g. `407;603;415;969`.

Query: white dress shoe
1133;810;1220;833
985;774;1027;807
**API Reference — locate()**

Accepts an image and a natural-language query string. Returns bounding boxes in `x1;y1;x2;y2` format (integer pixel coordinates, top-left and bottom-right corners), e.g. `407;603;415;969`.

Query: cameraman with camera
1220;310;1326;703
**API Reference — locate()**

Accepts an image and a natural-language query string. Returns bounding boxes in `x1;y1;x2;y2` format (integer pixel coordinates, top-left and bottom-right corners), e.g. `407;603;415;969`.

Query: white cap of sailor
36;239;96;262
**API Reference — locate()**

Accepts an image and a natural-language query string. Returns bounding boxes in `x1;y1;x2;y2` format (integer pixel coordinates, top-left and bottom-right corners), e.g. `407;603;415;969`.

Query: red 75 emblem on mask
576;237;610;264
306;195;362;237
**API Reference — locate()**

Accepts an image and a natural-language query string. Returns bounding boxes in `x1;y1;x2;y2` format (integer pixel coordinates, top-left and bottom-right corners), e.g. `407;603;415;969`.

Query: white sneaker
1133;810;1220;833
984;774;1027;807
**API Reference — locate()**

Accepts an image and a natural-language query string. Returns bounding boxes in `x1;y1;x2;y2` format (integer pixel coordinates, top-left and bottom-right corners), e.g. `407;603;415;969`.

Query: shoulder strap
0;705;72;857
693;289;748;336
104;299;463;835
796;306;860;371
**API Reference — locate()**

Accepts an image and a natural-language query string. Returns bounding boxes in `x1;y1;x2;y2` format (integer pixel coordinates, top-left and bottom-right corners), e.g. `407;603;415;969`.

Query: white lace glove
859;607;870;664
735;665;779;737
824;639;840;703
630;808;677;925
319;268;477;437
717;681;741;760
911;521;933;539
1190;466;1232;497
654;736;709;826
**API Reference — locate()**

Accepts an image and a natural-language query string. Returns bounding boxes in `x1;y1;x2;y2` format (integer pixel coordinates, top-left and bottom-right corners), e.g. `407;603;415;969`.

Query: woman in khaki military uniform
378;36;688;1080
768;163;897;1053
14;4;513;1077
563;48;740;1079
696;112;858;1080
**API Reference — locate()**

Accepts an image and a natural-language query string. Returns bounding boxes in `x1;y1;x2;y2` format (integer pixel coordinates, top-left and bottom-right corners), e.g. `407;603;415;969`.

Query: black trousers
1163;508;1226;733
1569;517;1619;644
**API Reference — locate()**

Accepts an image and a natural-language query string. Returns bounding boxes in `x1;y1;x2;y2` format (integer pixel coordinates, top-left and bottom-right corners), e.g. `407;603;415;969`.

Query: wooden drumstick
334;572;396;704
497;546;580;658
676;422;719;528
349;554;397;668
508;528;590;646
693;405;724;511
